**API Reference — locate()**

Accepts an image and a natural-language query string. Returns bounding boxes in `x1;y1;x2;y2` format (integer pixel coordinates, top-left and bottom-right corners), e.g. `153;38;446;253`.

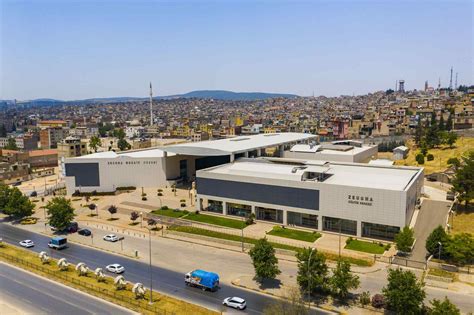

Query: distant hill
3;90;298;106
165;90;298;100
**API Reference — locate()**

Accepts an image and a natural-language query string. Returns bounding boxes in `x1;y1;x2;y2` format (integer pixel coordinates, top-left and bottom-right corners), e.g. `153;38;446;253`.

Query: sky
1;0;472;100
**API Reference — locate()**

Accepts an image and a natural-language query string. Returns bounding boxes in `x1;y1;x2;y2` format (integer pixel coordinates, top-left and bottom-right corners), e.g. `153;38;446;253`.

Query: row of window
107;160;158;165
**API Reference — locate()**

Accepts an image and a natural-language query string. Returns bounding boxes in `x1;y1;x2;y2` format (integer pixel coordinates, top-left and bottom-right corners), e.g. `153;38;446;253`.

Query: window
322;216;357;236
362;222;400;241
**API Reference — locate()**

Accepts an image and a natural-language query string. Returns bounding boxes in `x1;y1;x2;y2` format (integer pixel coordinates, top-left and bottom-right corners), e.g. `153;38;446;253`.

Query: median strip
0;243;217;315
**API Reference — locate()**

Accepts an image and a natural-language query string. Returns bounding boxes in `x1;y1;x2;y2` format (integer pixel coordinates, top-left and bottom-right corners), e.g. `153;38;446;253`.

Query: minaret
449;67;453;90
455;72;458;90
149;82;153;126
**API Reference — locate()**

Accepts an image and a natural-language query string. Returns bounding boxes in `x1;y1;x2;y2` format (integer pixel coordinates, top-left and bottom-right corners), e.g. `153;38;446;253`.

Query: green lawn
168;226;372;266
344;239;387;254
267;226;321;242
184;213;247;229
151;208;188;218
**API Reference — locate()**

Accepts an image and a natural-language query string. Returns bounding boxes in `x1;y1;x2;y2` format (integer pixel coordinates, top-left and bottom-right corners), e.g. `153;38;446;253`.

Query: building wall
283;145;378;163
196;166;423;237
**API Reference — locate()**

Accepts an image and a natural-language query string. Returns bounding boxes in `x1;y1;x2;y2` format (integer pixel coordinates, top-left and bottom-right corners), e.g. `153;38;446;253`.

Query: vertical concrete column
256;148;262;157
229;154;235;163
222;201;227;215
357;221;362;238
283;210;288;225
278;145;284;157
251;205;256;215
244;151;249;158
317;215;323;232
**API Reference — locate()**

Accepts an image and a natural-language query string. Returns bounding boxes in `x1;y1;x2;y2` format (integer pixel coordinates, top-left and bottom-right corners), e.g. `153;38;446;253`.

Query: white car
103;234;119;242
106;264;125;274
223;297;246;310
19;240;35;248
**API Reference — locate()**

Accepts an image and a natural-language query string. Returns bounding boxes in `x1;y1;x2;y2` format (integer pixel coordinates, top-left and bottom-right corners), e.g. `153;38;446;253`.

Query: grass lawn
451;209;474;235
394;137;474;174
344;239;387;254
168;226;372;266
267;226;321;242
151;208;187;218
428;268;456;280
0;244;215;315
184;213;247;229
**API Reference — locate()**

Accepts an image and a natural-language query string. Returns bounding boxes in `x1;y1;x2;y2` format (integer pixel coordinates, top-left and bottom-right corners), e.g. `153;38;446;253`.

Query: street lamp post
146;227;153;304
307;248;315;310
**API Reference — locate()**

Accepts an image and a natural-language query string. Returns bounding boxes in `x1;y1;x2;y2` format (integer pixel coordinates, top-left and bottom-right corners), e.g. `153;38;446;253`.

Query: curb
230;280;342;314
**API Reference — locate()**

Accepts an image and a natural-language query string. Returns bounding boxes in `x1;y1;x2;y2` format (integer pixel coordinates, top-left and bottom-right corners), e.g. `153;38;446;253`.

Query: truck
48;236;67;250
184;269;219;291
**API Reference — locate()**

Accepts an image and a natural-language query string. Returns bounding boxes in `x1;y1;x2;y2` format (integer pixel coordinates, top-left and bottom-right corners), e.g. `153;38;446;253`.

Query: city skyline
1;0;472;100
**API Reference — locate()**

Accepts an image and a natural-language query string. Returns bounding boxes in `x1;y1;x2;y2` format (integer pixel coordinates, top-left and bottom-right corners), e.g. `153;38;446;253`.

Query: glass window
206;200;223;214
287;211;318;229
227;203;251;217
256;207;283;223
362;222;400;241
322;216;357;236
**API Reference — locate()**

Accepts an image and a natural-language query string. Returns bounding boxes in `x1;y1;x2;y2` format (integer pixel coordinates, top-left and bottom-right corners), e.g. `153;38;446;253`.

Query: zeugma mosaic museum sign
348;195;373;206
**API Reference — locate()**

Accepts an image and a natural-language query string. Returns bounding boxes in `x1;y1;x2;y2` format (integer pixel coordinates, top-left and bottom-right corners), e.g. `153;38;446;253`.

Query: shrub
385;243;391;251
359;291;371;306
246;213;256;225
161;206;169;210
141;193;147;197
180;203;186;207
157;192;163;196
142;197;148;201
180;199;186;203
346;237;354;245
157;189;163;193
371;294;385;308
427;154;434;161
116;186;136;191
183;210;189;214
415;153;425;165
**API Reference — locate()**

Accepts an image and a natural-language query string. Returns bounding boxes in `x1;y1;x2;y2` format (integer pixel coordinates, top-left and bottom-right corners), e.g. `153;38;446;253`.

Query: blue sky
1;0;472;100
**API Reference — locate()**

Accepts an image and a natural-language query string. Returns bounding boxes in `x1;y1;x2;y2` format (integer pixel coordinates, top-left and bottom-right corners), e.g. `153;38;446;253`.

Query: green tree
446;114;453;131
425;225;448;256
249;238;281;282
46;197;75;231
444;233;474;265
447;157;460;170
114;128;126;139
3;187;34;218
415;119;423;145
0;184;12;212
416;153;425;165
438;114;445;131
451;151;474;206
5;137;18;150
329;259;360;299
395;226;415;253
296;247;328;295
382;268;425;314
429;297;460;315
445;132;458;148
89;136;102;152
117;138;131;151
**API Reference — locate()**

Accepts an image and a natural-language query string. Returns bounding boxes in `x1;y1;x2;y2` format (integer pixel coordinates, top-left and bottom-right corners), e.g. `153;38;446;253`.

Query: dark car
66;222;79;233
30;191;38;197
78;228;92;236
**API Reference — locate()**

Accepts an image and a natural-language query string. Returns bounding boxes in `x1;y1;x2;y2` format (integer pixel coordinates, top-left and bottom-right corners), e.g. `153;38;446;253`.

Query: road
0;262;134;315
410;200;451;262
0;223;331;315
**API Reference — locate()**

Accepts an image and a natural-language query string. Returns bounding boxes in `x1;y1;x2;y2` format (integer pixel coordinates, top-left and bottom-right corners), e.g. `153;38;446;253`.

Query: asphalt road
0;262;134;315
0;223;331;315
410;200;451;261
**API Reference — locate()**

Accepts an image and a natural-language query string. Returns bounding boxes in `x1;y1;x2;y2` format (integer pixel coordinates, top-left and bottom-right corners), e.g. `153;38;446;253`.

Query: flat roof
163;133;317;156
200;159;422;191
74;148;176;159
289;143;373;155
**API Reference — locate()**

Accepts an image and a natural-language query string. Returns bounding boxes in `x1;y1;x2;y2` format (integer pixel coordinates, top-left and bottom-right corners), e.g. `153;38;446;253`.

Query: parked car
103;234;119;242
223;297;246;310
67;222;79;233
19;240;35;248
106;264;125;274
78;228;92;236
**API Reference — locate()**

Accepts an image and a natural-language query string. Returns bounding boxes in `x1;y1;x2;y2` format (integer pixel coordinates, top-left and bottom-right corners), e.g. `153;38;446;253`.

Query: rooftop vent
230;137;251;142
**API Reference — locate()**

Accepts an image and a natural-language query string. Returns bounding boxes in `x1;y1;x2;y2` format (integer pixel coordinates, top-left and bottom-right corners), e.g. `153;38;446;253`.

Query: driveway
410;199;451;262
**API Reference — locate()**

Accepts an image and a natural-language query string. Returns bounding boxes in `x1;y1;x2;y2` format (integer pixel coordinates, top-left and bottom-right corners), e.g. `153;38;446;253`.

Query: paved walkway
410;199;452;262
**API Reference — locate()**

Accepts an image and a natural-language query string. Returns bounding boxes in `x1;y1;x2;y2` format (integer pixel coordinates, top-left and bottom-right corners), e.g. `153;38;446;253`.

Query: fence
375;254;427;270
0;250;175;315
